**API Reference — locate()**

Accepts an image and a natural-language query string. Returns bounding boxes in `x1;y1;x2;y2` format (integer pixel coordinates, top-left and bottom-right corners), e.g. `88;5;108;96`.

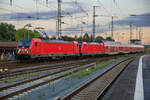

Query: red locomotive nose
17;48;30;54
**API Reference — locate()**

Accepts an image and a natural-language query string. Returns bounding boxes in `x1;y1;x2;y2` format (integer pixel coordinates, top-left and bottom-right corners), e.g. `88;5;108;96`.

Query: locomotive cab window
35;42;38;47
18;39;31;48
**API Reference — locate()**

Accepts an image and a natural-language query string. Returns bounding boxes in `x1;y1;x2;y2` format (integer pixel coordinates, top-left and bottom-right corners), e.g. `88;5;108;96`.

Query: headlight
25;49;29;53
17;49;21;53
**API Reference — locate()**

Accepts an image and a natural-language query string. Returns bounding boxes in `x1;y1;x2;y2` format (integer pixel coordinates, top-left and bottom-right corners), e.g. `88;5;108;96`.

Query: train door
84;43;88;55
73;42;79;56
101;42;105;54
33;41;41;54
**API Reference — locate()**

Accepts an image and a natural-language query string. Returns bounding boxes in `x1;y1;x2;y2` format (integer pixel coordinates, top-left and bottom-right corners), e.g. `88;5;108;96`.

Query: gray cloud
113;13;150;27
0;3;85;21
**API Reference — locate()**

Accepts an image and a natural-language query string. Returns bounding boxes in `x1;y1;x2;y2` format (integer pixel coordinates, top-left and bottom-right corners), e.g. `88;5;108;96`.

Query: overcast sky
0;0;150;36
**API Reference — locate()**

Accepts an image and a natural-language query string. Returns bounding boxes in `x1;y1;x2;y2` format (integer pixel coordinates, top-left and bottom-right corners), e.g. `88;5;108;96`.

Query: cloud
63;22;132;35
113;13;150;27
0;11;57;21
0;4;85;21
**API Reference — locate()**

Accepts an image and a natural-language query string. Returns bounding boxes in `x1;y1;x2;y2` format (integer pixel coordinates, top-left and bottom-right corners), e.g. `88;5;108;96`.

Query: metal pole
57;0;62;39
24;31;25;40
46;0;48;6
57;0;59;39
56;21;58;39
28;27;29;40
59;0;62;37
139;26;142;43
130;22;132;43
136;26;138;39
111;16;114;39
81;25;83;38
10;0;12;6
93;6;96;41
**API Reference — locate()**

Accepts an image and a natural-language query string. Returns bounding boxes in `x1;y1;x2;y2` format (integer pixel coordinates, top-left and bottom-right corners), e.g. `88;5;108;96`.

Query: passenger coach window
35;42;38;47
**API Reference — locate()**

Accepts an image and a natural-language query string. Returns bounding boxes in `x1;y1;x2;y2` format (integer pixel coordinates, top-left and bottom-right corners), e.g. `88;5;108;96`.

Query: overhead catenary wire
0;0;121;37
0;1;36;13
97;0;112;16
112;0;127;17
0;7;14;13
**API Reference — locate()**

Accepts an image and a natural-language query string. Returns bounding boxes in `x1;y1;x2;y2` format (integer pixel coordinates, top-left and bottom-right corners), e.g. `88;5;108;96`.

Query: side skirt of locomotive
30;54;80;59
81;52;105;56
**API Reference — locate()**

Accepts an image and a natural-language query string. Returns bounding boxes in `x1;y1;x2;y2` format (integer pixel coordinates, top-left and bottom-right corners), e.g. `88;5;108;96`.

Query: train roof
131;44;144;48
78;41;100;45
101;41;144;48
41;40;74;44
102;41;120;46
87;42;100;45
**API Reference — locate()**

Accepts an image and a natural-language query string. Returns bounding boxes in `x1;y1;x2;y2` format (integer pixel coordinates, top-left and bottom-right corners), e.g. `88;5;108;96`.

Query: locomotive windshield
18;39;31;48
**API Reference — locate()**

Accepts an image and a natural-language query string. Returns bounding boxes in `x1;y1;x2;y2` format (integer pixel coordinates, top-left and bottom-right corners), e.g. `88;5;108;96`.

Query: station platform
102;54;150;100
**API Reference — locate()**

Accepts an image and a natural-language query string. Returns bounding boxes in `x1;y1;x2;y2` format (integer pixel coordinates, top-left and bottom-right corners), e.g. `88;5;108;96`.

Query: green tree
90;34;93;42
77;36;83;41
50;36;56;40
95;36;104;42
74;35;78;41
83;33;90;41
105;37;114;41
60;35;75;41
0;23;16;41
15;28;42;42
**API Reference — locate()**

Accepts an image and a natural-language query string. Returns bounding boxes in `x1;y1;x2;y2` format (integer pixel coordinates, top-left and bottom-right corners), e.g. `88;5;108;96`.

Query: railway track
0;54;123;100
0;59;72;70
0;62;96;100
0;54;144;100
0;60;89;79
0;61;94;91
0;55;120;80
0;54;142;87
0;53;140;70
62;57;135;100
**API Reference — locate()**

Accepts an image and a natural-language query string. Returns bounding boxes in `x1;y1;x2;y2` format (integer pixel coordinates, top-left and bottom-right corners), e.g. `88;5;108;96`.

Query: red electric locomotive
17;39;79;59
